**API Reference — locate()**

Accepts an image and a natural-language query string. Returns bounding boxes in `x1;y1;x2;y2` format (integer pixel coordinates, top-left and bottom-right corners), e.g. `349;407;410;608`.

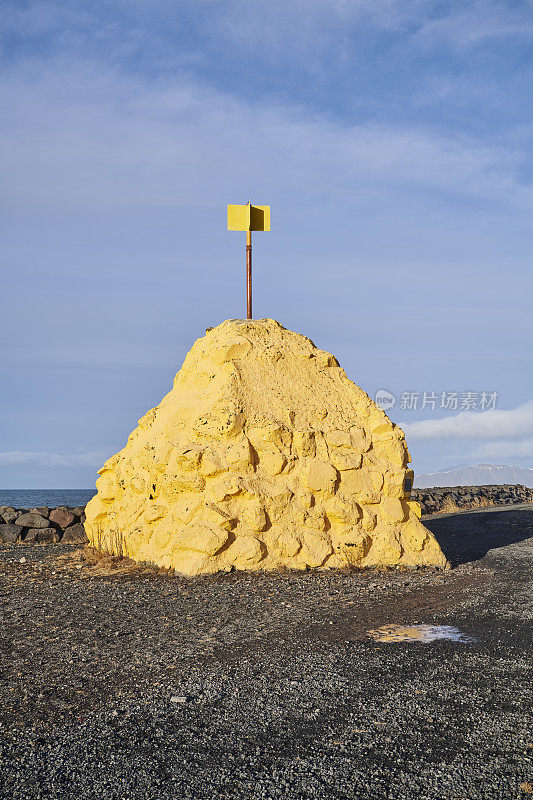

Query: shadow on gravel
424;507;533;566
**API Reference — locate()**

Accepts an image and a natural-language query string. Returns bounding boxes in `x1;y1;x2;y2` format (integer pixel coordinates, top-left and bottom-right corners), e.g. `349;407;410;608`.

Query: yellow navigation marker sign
227;203;270;232
227;202;270;319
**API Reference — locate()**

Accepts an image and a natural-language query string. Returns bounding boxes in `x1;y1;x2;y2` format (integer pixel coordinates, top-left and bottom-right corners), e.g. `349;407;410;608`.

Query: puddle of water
367;624;476;643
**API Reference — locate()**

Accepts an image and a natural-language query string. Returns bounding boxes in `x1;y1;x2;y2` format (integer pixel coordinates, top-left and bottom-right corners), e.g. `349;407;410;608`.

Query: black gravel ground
1;505;532;799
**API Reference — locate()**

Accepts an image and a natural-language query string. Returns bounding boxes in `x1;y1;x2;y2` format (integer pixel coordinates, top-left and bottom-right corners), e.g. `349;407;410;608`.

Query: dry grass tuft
438;496;495;515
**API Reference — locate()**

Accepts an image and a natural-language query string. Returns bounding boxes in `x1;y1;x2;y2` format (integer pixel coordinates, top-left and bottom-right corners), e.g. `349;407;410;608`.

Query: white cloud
403;401;533;440
209;0;410;59
0;450;111;468
0;1;429;57
472;437;533;460
10;0;527;62
1;61;531;217
415;3;533;50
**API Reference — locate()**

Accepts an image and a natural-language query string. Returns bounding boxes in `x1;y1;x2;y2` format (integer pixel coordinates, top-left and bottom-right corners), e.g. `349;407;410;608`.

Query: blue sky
1;0;532;487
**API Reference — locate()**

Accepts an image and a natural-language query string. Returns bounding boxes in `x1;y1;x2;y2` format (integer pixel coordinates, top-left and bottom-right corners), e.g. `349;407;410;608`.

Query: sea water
0;489;96;509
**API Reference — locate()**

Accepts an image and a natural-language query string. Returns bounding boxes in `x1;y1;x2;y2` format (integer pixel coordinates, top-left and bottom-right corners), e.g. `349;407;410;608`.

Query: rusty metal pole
246;229;252;319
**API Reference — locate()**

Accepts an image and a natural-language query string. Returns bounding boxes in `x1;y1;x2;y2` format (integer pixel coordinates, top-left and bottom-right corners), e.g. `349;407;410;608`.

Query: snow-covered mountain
414;464;533;489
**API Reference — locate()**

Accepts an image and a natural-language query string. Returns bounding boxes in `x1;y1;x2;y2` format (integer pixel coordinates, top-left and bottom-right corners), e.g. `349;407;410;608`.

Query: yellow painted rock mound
85;319;447;574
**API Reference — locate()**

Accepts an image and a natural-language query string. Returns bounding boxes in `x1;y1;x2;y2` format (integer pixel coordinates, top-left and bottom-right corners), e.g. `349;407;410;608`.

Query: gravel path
1;505;532;799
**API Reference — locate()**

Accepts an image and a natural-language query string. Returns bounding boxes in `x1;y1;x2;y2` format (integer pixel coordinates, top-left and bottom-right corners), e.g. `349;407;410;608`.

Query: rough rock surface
49;508;76;528
0;524;24;543
61;523;88;544
34;528;61;544
85;319;446;574
0;507;20;524
15;512;50;529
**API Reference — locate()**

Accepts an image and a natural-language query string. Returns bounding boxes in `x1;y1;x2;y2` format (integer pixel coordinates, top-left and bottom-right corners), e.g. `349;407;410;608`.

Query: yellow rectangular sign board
227;204;270;231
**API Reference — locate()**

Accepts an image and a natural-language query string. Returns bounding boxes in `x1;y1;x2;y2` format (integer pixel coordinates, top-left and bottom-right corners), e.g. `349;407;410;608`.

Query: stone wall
411;485;533;516
0;506;88;544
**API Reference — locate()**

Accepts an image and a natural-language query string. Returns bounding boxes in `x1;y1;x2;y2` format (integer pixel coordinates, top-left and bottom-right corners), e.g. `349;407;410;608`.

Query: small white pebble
19;557;26;564
170;695;188;704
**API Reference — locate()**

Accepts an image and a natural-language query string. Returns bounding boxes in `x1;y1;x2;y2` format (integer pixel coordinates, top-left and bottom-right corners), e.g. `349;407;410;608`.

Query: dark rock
35;528;61;543
22;529;38;543
49;508;76;528
0;507;19;524
16;512;50;529
0;523;24;543
72;506;86;518
61;523;88;544
30;507;50;518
